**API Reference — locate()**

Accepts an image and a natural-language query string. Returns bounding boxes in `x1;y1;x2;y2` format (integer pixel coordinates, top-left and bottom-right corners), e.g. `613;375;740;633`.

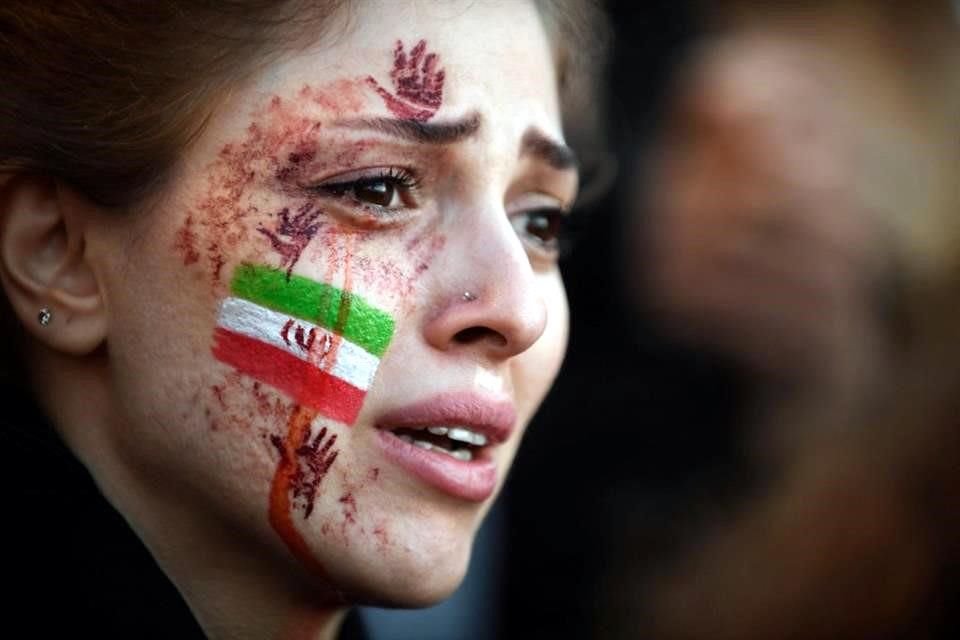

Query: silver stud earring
462;291;477;302
37;308;53;327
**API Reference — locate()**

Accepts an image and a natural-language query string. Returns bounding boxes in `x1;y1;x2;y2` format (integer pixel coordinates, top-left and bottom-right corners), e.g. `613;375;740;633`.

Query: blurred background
362;1;960;638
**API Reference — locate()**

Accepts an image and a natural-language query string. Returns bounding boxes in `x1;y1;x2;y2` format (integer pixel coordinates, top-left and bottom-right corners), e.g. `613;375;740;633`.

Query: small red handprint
366;39;445;122
257;202;321;278
271;425;339;519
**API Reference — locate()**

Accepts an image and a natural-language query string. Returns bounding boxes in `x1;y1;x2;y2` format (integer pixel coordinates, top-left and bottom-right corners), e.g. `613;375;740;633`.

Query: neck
100;458;351;640
33;347;351;640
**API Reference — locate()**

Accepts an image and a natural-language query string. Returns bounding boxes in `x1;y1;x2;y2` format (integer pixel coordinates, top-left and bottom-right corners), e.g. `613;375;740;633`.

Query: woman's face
85;0;573;605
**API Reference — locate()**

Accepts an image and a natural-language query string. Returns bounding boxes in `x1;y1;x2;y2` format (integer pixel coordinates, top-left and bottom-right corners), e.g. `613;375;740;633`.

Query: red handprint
257;202;321;278
366;39;445;122
271;425;339;519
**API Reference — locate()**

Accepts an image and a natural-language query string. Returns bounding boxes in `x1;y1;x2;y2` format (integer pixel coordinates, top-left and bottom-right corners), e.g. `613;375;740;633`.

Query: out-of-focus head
614;3;960;639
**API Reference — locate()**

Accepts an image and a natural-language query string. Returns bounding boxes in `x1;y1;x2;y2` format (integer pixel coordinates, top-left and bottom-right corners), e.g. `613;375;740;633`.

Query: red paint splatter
257;202;322;277
338;492;357;525
366;39;445;122
275;149;316;182
183;79;366;287
211;384;227;409
173;215;200;265
342;229;446;305
251;380;288;421
181;77;447;306
373;521;391;548
203;373;266;434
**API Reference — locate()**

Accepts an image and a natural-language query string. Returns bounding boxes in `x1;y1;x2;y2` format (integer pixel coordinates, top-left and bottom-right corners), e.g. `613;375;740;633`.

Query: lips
375;392;516;502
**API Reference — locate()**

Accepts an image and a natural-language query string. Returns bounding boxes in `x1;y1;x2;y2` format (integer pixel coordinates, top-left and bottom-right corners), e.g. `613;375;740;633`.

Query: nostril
453;326;507;348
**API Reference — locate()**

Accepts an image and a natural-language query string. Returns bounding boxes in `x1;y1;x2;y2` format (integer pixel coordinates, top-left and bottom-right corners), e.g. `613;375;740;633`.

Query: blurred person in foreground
604;2;960;638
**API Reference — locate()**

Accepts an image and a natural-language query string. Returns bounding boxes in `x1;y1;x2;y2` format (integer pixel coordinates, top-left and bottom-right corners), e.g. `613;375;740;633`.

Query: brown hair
0;1;606;385
0;1;352;209
0;1;604;210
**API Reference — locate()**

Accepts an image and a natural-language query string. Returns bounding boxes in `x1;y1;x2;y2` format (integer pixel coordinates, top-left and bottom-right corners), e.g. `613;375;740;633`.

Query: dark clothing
3;400;367;639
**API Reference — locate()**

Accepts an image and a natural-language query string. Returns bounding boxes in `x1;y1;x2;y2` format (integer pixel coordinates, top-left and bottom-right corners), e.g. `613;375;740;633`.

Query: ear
0;173;106;355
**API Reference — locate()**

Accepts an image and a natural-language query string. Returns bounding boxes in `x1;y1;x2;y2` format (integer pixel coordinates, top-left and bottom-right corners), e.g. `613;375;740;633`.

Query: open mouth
374;392;516;501
390;425;488;461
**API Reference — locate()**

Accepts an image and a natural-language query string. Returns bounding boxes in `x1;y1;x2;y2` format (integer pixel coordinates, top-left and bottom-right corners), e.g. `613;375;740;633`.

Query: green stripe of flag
230;263;395;357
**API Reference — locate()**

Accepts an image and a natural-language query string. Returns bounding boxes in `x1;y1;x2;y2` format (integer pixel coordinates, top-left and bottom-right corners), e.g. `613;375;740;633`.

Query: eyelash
304;167;570;261
308;167;421;215
511;206;570;257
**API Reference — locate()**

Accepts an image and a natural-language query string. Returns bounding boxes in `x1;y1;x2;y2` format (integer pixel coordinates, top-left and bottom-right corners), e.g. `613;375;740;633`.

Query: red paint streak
173;215;200;265
366;39;444;122
269;405;329;576
257;202;322;277
212;327;366;424
314;234;354;388
186;79;366;288
185;76;447;315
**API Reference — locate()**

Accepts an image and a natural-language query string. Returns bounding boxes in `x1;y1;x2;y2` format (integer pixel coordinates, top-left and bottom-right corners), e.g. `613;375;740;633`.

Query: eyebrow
332;112;578;171
521;128;578;171
334;111;482;144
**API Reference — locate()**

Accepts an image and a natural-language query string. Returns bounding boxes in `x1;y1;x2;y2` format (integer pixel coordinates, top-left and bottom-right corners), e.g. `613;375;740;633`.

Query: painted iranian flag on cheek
212;264;395;425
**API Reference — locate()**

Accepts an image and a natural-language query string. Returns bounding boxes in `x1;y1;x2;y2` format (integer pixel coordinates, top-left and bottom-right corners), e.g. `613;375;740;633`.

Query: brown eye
512;207;566;252
355;180;395;207
316;167;420;213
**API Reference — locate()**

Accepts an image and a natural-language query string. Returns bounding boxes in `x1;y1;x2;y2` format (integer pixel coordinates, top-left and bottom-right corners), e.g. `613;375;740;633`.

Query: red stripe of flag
213;328;365;424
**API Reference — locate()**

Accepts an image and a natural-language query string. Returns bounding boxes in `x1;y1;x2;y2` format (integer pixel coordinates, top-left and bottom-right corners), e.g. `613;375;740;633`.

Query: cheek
299;225;447;314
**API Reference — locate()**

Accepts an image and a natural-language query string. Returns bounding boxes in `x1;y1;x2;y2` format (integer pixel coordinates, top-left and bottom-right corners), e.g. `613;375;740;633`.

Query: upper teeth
398;433;474;461
426;426;488;446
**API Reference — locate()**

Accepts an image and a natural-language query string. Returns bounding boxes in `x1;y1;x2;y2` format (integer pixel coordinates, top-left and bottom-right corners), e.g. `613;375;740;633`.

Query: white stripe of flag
217;296;379;391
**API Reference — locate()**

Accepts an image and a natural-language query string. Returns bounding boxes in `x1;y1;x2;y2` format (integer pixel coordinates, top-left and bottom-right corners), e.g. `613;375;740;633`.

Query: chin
322;511;480;608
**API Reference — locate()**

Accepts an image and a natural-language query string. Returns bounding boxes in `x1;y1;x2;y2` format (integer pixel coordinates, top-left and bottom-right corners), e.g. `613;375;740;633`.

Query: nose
422;215;548;361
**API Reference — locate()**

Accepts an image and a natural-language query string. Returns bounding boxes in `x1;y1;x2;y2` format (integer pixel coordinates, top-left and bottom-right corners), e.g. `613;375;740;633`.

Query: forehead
253;0;562;135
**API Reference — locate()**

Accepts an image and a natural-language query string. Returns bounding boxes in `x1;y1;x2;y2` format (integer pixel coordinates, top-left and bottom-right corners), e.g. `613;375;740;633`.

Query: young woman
0;1;595;637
